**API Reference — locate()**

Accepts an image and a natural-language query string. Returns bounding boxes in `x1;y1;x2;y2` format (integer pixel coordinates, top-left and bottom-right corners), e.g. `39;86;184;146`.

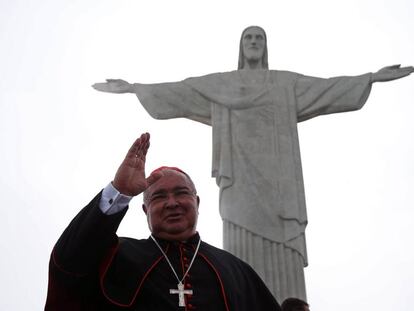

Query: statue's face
242;27;266;63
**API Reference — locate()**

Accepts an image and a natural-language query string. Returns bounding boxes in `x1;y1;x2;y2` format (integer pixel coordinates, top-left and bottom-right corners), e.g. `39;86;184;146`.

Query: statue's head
238;26;268;70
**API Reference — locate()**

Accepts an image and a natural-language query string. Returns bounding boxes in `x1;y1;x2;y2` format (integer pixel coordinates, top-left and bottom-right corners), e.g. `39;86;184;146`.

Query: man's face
143;170;199;241
242;26;266;62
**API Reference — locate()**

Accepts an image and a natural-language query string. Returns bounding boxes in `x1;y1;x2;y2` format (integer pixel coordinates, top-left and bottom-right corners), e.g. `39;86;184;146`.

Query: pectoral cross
169;282;193;307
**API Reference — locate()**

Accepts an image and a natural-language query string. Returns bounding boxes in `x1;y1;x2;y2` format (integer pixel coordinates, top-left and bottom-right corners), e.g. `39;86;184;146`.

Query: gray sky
1;0;413;310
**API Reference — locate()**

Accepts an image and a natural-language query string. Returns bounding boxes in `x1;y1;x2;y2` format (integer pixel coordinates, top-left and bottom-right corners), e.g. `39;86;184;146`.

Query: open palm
113;133;160;196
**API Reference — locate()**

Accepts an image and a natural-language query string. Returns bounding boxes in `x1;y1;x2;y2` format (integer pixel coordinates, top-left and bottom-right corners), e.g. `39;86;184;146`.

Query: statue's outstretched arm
92;79;135;93
371;64;413;83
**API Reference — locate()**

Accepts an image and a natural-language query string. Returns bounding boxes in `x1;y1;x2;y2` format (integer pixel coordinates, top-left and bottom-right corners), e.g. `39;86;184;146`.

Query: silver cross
169;282;193;307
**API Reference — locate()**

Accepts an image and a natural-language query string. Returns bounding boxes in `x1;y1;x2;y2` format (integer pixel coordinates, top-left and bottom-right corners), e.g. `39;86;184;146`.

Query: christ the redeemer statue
93;26;413;301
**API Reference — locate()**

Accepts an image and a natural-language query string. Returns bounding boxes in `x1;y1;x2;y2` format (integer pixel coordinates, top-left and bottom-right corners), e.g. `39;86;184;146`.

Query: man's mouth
165;213;183;220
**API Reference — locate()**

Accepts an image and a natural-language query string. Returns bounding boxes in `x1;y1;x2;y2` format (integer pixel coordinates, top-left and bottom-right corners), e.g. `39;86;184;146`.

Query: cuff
100;182;133;215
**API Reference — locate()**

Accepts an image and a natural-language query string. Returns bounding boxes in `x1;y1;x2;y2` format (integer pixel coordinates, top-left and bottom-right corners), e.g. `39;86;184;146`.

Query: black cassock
45;192;281;311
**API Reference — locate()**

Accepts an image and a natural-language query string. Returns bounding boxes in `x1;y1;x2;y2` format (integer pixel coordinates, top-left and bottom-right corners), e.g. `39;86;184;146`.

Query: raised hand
371;64;414;82
112;133;161;196
92;79;133;93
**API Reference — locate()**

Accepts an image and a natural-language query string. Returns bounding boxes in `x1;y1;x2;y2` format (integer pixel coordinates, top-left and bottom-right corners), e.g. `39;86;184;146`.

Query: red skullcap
150;166;187;175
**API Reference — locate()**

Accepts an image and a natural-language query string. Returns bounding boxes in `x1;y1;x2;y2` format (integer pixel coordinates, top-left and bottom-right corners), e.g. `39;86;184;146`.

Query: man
281;298;310;311
45;133;281;310
93;26;413;301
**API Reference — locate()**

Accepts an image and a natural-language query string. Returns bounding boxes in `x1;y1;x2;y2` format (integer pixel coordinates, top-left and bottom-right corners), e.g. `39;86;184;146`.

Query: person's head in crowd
281;297;310;311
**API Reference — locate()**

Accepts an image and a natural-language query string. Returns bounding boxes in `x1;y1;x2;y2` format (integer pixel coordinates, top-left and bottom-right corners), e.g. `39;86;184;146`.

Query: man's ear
196;196;200;207
142;204;148;214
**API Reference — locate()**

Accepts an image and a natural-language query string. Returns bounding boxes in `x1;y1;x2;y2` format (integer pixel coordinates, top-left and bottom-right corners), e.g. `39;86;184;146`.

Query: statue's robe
133;69;372;300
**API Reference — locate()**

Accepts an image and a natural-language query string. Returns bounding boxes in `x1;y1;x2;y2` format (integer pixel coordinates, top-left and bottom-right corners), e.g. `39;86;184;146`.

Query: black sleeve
52;191;127;274
45;191;128;310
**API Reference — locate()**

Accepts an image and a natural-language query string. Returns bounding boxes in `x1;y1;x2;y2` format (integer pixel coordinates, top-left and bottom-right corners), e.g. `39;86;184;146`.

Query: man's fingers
127;136;141;155
137;134;150;159
143;135;150;156
139;133;150;154
146;171;163;188
126;133;150;158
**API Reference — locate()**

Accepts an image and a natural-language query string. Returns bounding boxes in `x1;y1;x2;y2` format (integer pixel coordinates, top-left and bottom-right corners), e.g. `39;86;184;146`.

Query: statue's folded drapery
133;69;372;300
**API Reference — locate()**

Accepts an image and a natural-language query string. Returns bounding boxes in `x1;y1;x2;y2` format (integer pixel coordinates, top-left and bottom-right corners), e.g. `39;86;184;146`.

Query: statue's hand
371;65;414;82
92;79;133;93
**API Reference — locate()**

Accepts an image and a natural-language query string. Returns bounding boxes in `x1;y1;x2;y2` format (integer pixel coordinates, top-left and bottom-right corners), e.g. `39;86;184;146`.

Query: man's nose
165;194;179;208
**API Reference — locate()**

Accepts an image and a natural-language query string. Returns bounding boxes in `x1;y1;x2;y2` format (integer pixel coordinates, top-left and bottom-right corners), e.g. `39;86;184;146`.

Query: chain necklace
150;235;201;307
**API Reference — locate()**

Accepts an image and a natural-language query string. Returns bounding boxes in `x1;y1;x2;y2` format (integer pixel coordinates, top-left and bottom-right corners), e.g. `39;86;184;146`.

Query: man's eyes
176;190;193;196
151;193;167;200
150;190;192;201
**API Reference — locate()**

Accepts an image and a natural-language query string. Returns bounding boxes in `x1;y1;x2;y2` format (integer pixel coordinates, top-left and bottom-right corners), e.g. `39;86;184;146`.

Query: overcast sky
1;0;413;310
